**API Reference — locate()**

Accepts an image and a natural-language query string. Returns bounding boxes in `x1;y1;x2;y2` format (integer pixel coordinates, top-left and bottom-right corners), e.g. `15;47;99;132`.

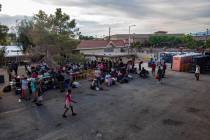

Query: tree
131;41;141;48
181;35;197;49
206;39;210;48
16;8;80;65
79;35;94;40
0;24;9;45
16;18;34;52
149;35;183;48
0;47;5;65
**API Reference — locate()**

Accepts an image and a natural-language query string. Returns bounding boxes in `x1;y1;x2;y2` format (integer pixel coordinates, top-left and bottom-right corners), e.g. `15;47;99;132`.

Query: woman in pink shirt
62;89;77;118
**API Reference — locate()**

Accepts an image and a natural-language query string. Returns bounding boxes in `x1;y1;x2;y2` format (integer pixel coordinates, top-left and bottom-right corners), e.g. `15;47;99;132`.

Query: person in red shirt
62;89;77;118
31;72;38;78
151;63;156;76
162;63;167;78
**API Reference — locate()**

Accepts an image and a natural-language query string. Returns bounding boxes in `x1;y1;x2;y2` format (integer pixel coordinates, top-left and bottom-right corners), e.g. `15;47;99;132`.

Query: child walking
62;89;77;118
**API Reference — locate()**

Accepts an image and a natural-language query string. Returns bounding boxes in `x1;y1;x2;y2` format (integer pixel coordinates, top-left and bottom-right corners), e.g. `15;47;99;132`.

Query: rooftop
77;40;125;50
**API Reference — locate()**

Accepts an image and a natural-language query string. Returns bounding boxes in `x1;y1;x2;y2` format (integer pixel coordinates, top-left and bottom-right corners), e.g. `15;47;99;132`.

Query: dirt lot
1;69;210;140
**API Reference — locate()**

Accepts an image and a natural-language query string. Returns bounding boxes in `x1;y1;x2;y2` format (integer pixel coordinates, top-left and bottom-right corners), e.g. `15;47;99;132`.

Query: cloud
0;15;29;26
31;0;210;19
2;0;210;35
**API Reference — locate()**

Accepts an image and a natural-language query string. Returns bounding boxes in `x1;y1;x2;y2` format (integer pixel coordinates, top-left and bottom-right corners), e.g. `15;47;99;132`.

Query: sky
0;0;210;36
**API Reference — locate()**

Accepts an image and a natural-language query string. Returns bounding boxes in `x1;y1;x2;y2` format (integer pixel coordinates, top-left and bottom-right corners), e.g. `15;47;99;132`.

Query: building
108;31;184;44
75;40;128;55
192;29;210;41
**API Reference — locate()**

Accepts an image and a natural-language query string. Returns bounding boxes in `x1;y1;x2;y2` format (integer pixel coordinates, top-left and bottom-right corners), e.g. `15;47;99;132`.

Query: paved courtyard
1;69;210;140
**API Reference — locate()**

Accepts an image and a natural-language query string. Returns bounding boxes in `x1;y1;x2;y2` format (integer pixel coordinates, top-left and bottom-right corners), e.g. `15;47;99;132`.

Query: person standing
151;62;156;76
21;76;28;100
139;61;143;71
95;68;101;88
57;71;65;92
62;89;77;118
195;65;200;81
157;66;163;82
7;66;12;82
30;79;37;102
14;62;18;76
162;63;167;78
36;81;43;106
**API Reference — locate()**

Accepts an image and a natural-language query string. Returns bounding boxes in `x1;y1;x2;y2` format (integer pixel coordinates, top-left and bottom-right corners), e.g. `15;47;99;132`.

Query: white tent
0;46;23;57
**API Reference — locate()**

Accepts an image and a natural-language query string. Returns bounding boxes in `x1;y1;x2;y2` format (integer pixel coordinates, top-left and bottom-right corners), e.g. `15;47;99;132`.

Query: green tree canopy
206;39;210;48
16;8;80;64
149;35;183;48
16;18;34;52
181;35;197;49
0;24;9;45
79;35;94;40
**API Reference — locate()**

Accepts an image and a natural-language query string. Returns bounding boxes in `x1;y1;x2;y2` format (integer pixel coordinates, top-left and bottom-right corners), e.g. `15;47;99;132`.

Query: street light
128;24;136;54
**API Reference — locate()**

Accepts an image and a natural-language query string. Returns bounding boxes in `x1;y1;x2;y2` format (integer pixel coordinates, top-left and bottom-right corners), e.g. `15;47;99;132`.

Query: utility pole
128;25;136;54
0;4;2;12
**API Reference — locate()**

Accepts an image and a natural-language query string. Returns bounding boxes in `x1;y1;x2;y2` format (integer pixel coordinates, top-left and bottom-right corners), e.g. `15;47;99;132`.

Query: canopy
0;46;23;57
84;53;136;59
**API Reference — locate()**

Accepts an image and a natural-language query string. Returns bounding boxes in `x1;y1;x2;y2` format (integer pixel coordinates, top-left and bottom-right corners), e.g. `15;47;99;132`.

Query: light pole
128;25;136;54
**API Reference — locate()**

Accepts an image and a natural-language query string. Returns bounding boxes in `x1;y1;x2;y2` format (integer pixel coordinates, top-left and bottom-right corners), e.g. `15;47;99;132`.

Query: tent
0;46;23;57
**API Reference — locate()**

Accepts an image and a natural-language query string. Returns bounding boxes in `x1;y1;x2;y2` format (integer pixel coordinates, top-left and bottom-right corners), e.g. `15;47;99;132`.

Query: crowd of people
3;57;174;118
7;58;169;100
6;61;85;106
88;59;138;90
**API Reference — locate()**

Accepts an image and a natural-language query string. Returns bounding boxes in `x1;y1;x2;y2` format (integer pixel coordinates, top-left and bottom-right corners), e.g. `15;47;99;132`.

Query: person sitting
119;71;129;84
110;69;117;78
139;67;148;79
90;79;100;91
95;68;102;86
105;73;112;87
117;71;123;82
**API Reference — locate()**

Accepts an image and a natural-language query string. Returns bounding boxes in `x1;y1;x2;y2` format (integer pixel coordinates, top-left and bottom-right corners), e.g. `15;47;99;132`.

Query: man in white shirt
195;65;200;81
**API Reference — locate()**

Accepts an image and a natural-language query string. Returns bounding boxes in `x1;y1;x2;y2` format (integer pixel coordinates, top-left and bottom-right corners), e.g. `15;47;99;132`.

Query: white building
75;40;128;56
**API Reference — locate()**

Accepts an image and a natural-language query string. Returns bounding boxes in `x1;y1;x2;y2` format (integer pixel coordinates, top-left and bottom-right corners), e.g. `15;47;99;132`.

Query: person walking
157;66;163;82
57;71;65;92
62;89;77;118
195;65;200;81
36;81;43;106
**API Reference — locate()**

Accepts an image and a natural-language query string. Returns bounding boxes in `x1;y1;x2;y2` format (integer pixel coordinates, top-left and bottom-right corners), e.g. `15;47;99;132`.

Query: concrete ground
1;68;210;140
